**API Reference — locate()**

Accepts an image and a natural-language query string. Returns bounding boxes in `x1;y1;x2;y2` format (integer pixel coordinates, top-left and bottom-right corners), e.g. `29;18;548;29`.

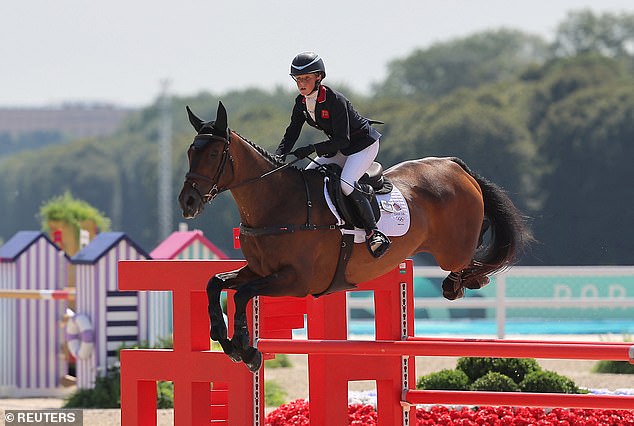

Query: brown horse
178;102;531;372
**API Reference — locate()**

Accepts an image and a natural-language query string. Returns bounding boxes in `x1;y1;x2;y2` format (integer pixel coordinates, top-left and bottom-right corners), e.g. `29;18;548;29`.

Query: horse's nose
178;190;200;218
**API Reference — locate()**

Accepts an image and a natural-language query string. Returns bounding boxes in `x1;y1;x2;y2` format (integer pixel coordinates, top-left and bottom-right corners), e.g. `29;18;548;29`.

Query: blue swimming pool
347;319;634;336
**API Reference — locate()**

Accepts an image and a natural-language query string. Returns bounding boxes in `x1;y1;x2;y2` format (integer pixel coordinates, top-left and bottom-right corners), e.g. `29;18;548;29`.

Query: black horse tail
450;157;533;284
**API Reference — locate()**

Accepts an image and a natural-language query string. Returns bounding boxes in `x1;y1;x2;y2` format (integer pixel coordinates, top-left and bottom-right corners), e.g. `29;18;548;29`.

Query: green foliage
264;380;287;407
457;357;541;384
552;10;634;60
416;369;470;390
39;190;111;235
469;372;520;392
592;360;634;374
378;29;548;98
456;357;497;382
423;357;584;394
156;381;174;409
64;337;176;408
64;367;120;408
520;370;581;394
265;354;292;369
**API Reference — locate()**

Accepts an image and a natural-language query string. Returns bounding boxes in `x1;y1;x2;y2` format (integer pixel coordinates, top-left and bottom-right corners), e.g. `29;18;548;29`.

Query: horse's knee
206;276;221;293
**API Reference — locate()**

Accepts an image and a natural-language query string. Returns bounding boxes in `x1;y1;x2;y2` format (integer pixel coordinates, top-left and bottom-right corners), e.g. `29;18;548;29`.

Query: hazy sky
1;0;632;107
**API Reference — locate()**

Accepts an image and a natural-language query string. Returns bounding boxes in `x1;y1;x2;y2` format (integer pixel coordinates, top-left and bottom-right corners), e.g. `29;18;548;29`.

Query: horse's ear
215;101;228;137
186;106;204;132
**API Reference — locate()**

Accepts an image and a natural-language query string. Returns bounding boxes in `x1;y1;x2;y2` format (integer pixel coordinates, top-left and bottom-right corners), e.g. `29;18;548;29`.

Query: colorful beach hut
0;231;69;397
148;229;228;346
150;229;227;260
70;232;150;389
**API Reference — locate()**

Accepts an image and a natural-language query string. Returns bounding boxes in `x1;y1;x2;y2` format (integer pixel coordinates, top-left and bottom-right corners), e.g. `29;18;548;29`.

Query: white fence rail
347;266;634;338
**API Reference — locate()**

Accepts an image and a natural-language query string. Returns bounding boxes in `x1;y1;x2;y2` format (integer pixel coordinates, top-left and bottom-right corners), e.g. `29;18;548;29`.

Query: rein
185;133;300;203
185;132;340;236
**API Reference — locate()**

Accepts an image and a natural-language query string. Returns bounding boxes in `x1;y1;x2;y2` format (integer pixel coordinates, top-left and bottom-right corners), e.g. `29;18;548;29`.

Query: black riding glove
291;144;316;159
274;154;286;163
314;140;339;158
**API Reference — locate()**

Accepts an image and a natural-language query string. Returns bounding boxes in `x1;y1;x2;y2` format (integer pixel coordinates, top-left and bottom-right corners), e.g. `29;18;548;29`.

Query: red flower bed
265;399;634;425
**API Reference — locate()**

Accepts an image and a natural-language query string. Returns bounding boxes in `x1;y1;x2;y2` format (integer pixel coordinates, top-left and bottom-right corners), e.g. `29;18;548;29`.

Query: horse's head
178;102;232;218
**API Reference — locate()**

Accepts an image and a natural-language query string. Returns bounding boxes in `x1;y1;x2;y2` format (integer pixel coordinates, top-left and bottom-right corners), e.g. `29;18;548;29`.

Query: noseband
185;133;232;203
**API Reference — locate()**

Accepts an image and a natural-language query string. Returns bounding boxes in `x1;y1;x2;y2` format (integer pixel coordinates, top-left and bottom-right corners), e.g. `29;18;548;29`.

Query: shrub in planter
457;357;541;384
520;370;581;394
469;372;520;392
456;357;496;382
416;369;470;390
489;357;541;384
592;360;634;374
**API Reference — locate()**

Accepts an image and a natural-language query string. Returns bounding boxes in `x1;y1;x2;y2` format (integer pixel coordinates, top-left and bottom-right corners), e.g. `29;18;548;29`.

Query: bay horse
178;102;531;372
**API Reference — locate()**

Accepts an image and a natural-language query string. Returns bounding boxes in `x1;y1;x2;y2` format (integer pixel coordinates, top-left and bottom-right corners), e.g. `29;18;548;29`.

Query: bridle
184;132;300;204
185;133;232;204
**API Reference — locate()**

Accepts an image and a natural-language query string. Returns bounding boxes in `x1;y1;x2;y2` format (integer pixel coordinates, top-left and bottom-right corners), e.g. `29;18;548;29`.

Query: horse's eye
210;152;218;158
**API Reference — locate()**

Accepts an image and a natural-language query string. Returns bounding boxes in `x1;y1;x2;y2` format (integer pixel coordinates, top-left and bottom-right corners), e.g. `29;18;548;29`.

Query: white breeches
305;140;379;195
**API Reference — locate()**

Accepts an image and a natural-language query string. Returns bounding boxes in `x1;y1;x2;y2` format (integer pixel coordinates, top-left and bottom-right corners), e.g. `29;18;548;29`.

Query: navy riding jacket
276;85;381;157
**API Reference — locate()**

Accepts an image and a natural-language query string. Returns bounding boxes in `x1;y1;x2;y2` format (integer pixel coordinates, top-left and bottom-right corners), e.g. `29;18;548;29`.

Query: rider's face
293;73;320;96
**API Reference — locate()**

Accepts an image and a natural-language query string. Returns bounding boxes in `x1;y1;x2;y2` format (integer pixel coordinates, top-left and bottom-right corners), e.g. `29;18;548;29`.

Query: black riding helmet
290;52;326;78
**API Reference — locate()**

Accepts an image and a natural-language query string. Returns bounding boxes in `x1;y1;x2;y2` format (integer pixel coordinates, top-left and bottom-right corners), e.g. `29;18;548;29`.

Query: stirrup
366;230;391;258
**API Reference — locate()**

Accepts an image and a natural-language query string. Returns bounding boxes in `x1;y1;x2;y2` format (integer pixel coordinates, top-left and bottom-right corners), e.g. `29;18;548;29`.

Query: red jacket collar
317;85;326;103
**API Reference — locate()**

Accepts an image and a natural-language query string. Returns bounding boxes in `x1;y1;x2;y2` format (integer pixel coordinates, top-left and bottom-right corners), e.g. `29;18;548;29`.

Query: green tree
416;88;538;212
526;54;628;132
378;29;548;98
533;83;634;264
552;10;634;60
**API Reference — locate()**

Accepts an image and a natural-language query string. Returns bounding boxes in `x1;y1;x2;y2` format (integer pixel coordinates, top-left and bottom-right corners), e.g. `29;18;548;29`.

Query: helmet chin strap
307;78;322;96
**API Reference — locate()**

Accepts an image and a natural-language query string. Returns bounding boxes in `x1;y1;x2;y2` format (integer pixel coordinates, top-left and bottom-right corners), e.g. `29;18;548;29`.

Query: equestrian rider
275;52;391;258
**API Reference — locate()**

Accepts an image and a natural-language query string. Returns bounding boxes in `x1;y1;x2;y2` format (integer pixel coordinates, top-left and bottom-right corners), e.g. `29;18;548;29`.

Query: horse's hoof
219;339;242;362
442;277;464;300
243;348;263;373
443;287;464;300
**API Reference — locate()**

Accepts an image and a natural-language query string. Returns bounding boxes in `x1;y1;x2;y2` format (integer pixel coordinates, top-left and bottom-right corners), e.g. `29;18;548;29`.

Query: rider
275;51;391;258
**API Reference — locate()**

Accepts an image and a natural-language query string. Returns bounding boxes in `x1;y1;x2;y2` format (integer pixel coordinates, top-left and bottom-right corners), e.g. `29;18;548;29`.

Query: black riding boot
347;187;391;258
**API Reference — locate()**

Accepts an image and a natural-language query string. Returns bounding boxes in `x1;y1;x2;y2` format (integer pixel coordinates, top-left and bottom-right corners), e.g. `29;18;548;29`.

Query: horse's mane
233;131;286;167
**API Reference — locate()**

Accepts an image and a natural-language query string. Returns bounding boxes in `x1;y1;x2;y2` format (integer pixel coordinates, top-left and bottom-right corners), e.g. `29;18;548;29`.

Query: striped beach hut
0;231;69;397
148;229;227;346
70;232;149;389
151;229;227;261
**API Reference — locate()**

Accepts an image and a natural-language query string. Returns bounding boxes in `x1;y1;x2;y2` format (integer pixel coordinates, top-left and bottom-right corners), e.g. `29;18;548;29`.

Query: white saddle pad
324;179;411;243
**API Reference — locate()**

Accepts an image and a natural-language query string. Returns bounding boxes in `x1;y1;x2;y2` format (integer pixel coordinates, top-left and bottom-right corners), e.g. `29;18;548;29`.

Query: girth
239;170;339;236
238;170;357;297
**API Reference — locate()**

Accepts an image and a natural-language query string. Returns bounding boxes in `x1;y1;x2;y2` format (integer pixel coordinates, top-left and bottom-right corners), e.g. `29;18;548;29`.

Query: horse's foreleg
231;268;303;372
206;271;241;362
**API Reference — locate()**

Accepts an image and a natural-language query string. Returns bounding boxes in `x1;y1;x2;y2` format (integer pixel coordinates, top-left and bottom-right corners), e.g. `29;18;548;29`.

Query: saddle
322;162;393;229
311;162;393;298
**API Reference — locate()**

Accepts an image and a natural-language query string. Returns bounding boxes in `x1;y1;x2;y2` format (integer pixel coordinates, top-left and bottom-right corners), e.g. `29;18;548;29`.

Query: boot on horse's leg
347;185;390;258
207;276;242;362
442;271;465;300
232;289;263;372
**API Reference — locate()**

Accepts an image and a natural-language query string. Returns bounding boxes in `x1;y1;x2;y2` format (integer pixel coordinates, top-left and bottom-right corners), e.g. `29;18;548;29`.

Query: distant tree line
1;9;633;265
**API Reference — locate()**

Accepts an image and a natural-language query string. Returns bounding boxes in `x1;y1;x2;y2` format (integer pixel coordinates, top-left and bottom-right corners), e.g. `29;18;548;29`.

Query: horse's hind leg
442;272;465;300
441;262;491;300
207;272;242;362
